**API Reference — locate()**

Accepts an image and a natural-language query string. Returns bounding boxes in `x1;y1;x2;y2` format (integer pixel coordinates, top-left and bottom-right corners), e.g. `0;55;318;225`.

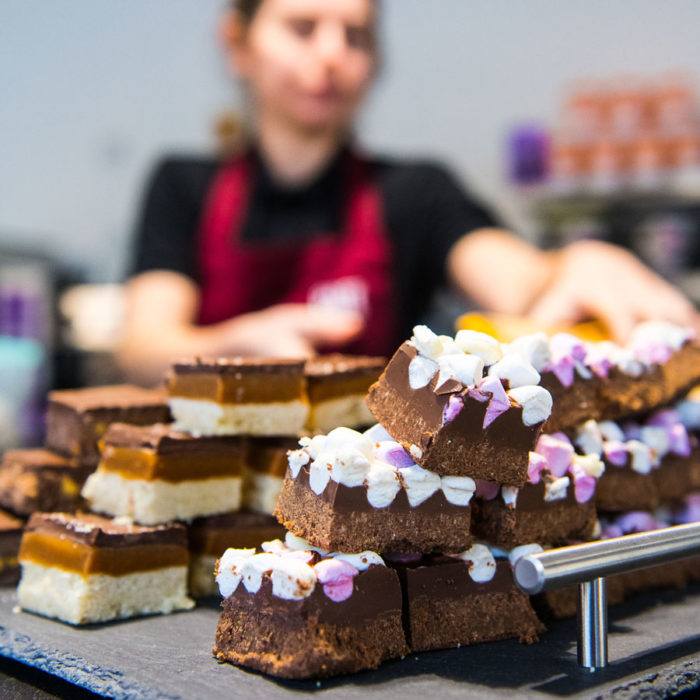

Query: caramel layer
307;375;378;403
168;373;306;404
100;446;243;482
19;532;188;576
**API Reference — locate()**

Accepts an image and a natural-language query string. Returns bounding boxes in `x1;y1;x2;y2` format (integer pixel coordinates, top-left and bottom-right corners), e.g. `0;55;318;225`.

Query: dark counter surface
0;586;698;699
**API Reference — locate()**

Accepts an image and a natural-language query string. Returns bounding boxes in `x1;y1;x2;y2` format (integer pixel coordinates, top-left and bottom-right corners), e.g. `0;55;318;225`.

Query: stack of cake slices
213;321;700;679
0;385;170;584
13;355;383;622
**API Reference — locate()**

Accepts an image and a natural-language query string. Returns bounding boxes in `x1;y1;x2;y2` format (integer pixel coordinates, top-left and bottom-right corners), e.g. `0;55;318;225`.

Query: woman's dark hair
234;0;263;22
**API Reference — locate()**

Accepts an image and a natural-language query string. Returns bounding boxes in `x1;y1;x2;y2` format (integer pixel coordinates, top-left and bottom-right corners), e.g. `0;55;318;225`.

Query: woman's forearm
447;228;557;315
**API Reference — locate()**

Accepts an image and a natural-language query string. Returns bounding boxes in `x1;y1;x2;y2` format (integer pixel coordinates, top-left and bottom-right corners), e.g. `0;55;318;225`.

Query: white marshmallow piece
626;439;654;474
455;544;497;583
333;551;385;571
437;335;463;355
398;464;441;507
408;355;439;390
506;332;551;372
364;423;393;443
639;426;670;462
411;325;444;360
441;475;476;506
270;558;317;600
507;385;553;426
365;461;402;508
598;420;625;442
260;539;286;554
436;353;484;389
544;476;570;502
216;548;256;598
409;444;423;461
631;321;690;352
301;434;328;460
309;452;333;494
613;348;645;377
454;330;503;365
488;354;540;389
330;447;371;488
573;453;605;479
501;485;519;508
508;543;544;568
284;531;324;553
324;427;374;459
287;449;310;478
575;419;604;457
241;552;277;593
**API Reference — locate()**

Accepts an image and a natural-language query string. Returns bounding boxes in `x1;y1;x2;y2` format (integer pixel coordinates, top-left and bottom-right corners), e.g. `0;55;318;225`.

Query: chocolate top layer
228;563;402;625
190;511;280;531
171;357;305;375
514;479;579;511
305;354;385;379
293;465;469;514
26;512;187;548
102;423;246;455
48;385;167;413
2;449;75;472
381;343;538;471
394;556;515;599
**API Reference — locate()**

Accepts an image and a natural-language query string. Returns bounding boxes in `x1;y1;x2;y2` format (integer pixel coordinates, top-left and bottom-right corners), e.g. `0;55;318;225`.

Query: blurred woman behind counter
119;0;697;385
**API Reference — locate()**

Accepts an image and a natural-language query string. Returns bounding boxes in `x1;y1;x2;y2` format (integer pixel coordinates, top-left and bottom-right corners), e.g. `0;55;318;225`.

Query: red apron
196;151;396;356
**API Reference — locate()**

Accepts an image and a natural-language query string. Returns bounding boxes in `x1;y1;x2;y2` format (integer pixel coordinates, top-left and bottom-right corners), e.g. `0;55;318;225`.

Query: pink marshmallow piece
475;479;500;500
675;494;700;524
376;441;415;468
547;356;575;388
478;375;510;429
616;511;663;534
314;558;359;602
467;387;488;403
603;440;628;467
535;433;574;477
442;395;464;426
570;463;596;503
647;408;681;429
527;452;548;485
668;424;691;457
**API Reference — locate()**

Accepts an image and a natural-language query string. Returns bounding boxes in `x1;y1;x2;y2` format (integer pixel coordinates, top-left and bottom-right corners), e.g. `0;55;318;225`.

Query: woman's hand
117;271;364;385
529;239;698;341
218;303;364;358
449;230;698;343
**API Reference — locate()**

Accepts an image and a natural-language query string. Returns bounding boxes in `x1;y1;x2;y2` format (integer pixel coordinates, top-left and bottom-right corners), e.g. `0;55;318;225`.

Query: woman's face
225;0;377;133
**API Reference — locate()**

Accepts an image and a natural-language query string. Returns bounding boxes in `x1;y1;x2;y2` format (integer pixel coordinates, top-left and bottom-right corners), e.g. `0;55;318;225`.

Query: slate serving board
0;586;699;699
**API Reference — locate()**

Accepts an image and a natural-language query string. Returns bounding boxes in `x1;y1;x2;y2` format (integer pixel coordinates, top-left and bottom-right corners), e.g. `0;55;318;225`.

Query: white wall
2;0;700;281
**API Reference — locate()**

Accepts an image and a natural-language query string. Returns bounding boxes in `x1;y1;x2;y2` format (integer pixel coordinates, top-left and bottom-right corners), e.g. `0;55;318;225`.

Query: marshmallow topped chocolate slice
366;326;552;484
82;423;245;525
274;426;474;554
167;357;308;436
213;533;407;678
388;546;543;651
17;512;193;624
304;354;384;434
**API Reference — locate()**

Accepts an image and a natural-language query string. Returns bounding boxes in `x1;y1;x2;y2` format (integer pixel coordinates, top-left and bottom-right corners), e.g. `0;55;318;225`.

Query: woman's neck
255;113;346;186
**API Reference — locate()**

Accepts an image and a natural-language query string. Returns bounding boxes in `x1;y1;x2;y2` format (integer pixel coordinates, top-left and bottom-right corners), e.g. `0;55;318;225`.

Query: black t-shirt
130;148;498;341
